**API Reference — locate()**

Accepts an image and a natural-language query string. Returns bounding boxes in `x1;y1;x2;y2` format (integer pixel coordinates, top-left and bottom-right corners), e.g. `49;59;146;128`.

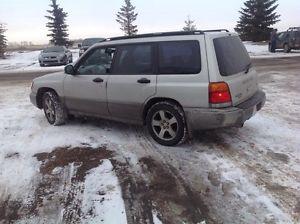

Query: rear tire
42;91;66;126
146;101;187;146
284;44;291;53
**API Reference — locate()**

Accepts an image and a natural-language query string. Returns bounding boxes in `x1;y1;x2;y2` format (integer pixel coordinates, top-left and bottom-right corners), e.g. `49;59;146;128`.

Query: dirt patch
35;146;113;181
112;156;211;224
0;146;113;223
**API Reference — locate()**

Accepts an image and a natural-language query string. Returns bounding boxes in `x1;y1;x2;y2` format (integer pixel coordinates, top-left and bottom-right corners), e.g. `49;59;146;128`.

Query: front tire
42;91;66;126
146;101;187;146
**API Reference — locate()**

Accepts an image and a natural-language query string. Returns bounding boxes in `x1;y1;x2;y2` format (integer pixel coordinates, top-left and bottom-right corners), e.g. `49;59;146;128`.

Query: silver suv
30;30;266;146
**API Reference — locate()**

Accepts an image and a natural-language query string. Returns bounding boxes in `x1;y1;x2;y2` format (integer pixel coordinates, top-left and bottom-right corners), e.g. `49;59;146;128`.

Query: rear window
43;46;65;53
214;36;251;76
158;41;201;74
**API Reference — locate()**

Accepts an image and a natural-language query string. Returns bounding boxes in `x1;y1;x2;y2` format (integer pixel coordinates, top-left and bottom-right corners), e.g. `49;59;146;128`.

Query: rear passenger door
107;43;156;123
156;39;209;108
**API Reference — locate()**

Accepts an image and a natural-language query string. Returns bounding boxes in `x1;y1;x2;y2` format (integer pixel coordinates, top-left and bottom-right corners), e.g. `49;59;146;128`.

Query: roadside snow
244;42;300;58
0;49;79;73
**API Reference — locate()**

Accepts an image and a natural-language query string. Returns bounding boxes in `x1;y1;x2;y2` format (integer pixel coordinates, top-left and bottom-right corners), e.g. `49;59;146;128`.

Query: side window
158;41;201;74
77;47;116;75
112;44;153;74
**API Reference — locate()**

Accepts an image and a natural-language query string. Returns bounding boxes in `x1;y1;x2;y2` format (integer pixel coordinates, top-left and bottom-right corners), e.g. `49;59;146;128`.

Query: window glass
213;36;251;76
77;47;115;75
158;41;201;74
113;44;153;74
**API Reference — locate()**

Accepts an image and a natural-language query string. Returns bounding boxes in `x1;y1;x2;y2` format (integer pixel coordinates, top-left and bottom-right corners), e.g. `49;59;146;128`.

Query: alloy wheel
151;110;178;141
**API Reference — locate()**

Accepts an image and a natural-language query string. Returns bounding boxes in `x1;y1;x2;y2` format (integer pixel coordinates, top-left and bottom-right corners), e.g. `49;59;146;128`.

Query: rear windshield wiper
244;63;252;74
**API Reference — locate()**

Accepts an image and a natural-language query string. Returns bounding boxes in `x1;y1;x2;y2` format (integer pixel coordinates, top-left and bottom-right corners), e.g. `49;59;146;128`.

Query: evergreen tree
183;16;197;31
235;0;280;42
45;0;70;46
0;23;7;58
116;0;138;36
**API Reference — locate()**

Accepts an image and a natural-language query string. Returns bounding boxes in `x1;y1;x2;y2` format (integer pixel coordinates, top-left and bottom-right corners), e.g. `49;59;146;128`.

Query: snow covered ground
0;57;299;223
0;49;79;73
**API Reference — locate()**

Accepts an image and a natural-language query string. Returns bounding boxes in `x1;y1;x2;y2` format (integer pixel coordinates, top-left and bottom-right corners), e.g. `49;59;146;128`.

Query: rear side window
214;36;251;76
113;44;153;74
158;41;201;74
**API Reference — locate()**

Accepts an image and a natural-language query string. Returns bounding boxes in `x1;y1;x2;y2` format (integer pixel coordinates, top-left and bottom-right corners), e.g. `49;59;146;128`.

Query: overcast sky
0;0;299;44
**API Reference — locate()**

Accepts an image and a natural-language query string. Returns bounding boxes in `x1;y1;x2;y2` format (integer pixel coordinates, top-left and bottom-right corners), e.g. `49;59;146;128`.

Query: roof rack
288;27;300;31
106;29;229;41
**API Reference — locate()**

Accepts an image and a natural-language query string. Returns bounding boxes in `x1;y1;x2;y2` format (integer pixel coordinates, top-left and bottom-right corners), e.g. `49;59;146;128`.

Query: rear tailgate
213;35;258;106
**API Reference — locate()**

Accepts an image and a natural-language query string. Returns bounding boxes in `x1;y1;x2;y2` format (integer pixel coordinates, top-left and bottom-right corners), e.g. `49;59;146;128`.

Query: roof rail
202;29;229;33
106;30;205;41
106;29;229;41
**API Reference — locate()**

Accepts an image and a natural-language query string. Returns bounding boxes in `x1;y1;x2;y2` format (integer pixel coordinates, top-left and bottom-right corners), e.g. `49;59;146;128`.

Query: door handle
93;78;104;83
137;78;151;84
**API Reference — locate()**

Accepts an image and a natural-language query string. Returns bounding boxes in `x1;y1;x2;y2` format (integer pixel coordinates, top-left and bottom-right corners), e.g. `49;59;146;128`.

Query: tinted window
158;41;201;74
113;44;153;74
214;36;251;76
77;47;115;75
82;38;105;47
43;46;65;53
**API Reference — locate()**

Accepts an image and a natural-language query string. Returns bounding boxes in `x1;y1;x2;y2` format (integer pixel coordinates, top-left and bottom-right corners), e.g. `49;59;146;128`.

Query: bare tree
116;0;138;36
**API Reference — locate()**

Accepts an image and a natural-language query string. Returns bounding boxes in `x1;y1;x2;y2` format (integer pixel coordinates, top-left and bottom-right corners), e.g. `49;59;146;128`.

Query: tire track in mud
111;155;209;224
113;127;212;224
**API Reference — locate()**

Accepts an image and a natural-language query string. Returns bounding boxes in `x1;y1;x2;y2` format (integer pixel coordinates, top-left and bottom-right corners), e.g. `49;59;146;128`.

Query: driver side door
64;46;116;117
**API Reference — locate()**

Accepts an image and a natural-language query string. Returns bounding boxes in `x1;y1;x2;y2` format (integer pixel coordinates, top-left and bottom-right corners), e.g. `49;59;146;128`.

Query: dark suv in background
269;27;300;53
78;38;105;56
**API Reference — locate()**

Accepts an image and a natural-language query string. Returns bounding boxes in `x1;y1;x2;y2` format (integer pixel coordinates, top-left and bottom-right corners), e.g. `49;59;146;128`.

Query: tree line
0;0;281;58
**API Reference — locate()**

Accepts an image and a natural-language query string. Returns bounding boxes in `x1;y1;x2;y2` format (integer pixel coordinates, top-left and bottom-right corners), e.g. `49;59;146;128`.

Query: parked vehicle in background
39;46;73;67
269;27;300;53
79;38;105;56
30;30;266;146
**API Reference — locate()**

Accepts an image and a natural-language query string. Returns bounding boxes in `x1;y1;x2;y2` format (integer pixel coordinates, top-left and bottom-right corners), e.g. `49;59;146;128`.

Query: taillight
209;82;232;104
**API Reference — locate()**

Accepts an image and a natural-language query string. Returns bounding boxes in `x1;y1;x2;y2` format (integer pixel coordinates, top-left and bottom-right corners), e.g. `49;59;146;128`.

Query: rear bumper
185;90;266;130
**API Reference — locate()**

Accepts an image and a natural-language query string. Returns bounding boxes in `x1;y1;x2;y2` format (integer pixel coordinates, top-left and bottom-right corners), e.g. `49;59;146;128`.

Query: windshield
82;38;105;47
214;36;251;76
43;46;65;53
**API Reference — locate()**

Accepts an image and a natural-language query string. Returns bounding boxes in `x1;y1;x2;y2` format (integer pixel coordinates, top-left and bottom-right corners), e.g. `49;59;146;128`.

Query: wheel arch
36;87;58;109
142;97;183;124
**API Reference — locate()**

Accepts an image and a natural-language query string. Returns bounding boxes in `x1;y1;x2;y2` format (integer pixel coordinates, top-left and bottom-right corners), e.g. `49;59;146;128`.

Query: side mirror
78;43;82;48
65;64;75;75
